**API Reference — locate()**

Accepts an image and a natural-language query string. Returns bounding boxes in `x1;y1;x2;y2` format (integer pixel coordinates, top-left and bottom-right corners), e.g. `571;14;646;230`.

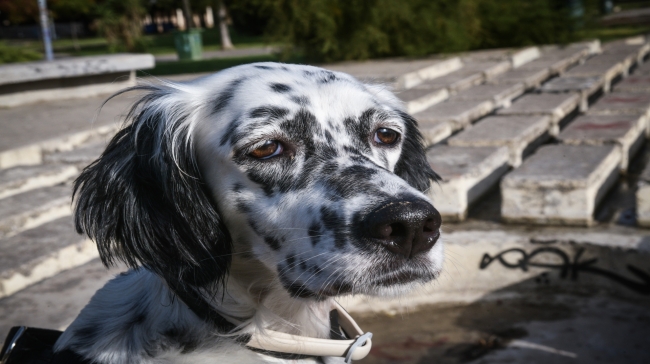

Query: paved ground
357;293;650;364
154;45;276;63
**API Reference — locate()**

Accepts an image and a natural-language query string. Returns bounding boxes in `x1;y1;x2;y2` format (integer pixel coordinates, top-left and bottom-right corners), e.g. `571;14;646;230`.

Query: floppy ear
394;111;440;192
73;84;232;290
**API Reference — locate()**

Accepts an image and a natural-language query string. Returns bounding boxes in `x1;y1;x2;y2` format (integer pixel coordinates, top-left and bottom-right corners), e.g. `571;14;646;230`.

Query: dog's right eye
249;140;283;159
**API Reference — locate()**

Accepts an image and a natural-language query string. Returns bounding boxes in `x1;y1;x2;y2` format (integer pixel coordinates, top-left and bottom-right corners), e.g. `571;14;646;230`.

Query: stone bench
496;92;582;136
557;114;646;172
426;145;510;221
0;54;155;108
501;145;621;226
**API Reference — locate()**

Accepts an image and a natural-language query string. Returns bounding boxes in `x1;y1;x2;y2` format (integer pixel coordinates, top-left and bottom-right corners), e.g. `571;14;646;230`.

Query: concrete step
613;74;650;93
0;92;124;170
0;164;77;199
637;61;650;75
496;93;582;136
636;159;650;227
557;114;647;172
489;67;551;89
501;145;621;226
534;46;591;73
396;87;449;114
448;115;551;167
459;60;511;81
43;140;106;166
327;57;463;89
0;216;97;299
0;258;123;335
564;55;626;92
586;92;650;117
602;41;650;66
588;53;637;74
0;184;71;239
510;47;541;68
540;76;605;112
414;99;495;145
426;145;509;221
453;83;525;108
414;67;484;94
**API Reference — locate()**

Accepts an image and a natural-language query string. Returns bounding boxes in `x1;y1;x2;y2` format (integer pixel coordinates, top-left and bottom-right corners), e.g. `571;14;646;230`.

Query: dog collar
244;301;373;363
171;285;372;363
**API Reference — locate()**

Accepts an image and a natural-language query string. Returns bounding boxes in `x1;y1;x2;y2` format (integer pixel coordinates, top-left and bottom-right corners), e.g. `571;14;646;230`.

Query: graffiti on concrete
479;247;650;295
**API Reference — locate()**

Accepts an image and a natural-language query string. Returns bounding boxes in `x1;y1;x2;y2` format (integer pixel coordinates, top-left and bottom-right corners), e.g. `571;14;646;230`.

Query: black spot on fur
264;236;281;251
317;71;338;84
219;117;240;146
327;165;379;199
308;222;322;247
232;183;244;193
324;130;334;144
286;253;296;268
249;106;290;119
255;65;273;70
270;83;292;93
278;274;322;300
320;206;347;249
236;200;251;214
290;95;310;106
213;77;247;114
299;260;307;271
162;327;199;354
343;109;376;152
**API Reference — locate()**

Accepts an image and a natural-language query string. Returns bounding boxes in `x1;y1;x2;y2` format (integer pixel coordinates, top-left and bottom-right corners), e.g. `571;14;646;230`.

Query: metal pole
37;0;54;61
182;0;193;30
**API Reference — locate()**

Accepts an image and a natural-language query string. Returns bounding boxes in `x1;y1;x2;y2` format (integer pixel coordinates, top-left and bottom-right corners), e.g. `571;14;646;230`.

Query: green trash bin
174;29;203;61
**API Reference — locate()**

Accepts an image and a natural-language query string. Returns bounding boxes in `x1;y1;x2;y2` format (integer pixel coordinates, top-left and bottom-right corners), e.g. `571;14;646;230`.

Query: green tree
232;0;580;63
95;0;147;52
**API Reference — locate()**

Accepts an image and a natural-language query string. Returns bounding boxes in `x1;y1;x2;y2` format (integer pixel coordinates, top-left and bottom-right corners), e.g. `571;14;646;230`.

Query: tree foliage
0;0;97;24
95;0;147;52
238;0;580;62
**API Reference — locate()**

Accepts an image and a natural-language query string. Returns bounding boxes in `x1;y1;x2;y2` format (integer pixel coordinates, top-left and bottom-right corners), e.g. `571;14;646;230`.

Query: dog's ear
394;111;440;192
73;85;231;290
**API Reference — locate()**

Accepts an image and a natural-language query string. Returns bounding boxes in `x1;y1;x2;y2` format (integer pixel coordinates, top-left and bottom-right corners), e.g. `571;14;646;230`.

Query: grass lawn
9;27;267;58
578;24;650;43
145;54;277;76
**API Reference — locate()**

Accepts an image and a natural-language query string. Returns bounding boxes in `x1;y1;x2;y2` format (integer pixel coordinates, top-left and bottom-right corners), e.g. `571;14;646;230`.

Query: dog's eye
374;128;399;145
249;140;283;159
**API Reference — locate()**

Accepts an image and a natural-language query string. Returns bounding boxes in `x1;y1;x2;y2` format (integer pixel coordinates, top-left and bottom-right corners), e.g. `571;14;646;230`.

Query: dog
53;62;443;363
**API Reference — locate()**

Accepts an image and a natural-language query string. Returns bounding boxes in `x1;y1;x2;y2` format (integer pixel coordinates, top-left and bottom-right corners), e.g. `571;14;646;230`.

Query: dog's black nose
362;198;441;258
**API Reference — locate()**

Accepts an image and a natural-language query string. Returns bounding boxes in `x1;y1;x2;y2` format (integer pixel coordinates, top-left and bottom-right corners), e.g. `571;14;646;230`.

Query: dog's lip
312;282;354;297
371;268;438;286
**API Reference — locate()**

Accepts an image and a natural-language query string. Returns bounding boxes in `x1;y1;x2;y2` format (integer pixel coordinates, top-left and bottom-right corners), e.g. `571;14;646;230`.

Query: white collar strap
244;301;373;362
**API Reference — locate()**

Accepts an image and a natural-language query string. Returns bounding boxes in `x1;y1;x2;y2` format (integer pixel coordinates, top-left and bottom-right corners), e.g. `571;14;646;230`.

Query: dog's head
74;63;443;300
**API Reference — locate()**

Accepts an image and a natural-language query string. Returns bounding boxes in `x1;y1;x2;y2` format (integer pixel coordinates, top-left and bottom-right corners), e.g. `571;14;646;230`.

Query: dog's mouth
281;264;439;300
370;268;439;287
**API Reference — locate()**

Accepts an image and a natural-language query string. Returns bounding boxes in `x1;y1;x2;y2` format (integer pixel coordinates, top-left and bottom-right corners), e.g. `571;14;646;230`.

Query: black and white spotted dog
54;63;443;363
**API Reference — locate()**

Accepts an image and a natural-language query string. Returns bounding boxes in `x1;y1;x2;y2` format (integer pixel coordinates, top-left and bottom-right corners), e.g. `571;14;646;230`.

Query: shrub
95;0;148;52
254;0;579;62
0;42;42;64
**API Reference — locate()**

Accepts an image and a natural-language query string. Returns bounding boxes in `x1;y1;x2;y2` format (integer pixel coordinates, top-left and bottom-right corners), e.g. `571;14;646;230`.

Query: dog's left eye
249;140;284;159
374;128;400;145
